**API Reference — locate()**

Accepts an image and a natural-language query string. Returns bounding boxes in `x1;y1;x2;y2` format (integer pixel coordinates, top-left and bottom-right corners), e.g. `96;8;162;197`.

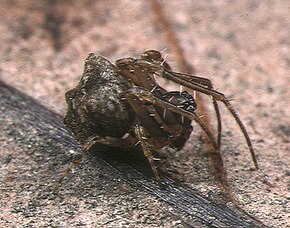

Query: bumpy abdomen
84;85;134;138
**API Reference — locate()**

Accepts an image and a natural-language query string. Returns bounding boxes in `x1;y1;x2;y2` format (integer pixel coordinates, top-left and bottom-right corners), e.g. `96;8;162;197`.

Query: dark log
0;80;265;227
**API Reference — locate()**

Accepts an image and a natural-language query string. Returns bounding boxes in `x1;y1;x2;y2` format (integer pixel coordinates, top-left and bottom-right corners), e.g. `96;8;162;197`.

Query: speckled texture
0;0;289;227
64;53;134;144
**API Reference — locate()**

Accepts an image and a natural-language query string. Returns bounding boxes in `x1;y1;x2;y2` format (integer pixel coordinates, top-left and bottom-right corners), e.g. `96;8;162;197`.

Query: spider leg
117;58;191;136
162;70;258;169
53;134;131;193
133;123;162;186
125;87;219;151
53;135;96;193
162;70;222;149
140;50;222;148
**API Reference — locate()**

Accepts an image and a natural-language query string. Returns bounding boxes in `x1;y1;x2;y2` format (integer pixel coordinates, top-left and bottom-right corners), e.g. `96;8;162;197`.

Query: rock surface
0;0;289;227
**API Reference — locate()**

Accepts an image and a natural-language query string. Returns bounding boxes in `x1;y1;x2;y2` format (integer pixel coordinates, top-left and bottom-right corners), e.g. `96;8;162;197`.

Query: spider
63;50;258;186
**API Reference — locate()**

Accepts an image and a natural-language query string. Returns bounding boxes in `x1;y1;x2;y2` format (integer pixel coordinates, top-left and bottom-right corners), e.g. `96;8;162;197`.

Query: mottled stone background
0;0;289;227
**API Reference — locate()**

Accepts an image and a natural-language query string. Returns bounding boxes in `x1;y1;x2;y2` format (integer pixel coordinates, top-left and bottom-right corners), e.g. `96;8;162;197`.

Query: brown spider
63;50;258;186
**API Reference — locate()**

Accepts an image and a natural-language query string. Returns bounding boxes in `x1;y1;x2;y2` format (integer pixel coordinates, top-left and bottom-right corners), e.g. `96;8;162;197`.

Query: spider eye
141;50;162;61
116;58;135;68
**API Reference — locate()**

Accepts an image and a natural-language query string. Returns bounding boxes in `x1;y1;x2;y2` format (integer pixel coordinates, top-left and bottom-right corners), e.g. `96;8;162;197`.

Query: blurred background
0;0;289;227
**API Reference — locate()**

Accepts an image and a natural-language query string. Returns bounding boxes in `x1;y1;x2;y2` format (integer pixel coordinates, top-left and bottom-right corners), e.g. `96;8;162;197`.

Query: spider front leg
124;87;219;151
164;71;222;148
161;70;259;169
141;50;222;149
133;52;258;169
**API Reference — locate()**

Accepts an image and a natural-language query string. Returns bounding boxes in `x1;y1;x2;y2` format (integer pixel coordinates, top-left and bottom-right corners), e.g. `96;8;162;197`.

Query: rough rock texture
0;0;289;227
